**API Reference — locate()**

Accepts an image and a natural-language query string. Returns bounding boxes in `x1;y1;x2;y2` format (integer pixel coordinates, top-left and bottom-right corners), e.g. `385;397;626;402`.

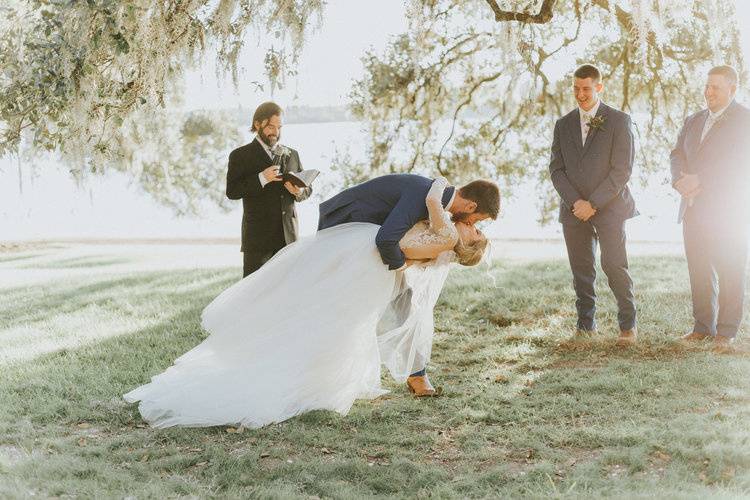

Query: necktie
701;114;717;143
271;148;284;177
582;113;591;144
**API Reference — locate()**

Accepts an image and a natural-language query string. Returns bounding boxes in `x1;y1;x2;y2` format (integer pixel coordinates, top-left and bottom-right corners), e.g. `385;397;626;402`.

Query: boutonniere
588;115;606;131
276;145;291;157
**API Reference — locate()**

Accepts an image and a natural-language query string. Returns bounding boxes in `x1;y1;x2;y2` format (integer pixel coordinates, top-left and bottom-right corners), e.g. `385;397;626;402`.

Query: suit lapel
685;110;708;158
581;103;607;156
697;101;736;154
250;138;274;171
566;111;583;156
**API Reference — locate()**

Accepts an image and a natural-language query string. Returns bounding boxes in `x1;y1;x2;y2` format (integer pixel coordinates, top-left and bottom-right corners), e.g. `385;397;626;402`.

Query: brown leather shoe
406;375;436;397
681;331;712;342
616;328;637;346
574;329;597;338
713;335;735;353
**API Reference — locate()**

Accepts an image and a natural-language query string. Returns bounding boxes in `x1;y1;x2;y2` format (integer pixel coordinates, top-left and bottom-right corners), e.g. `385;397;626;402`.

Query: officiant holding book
226;102;314;277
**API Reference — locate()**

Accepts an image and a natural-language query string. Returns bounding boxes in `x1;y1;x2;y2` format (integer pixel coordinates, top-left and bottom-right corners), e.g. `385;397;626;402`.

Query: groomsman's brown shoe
713;335;735;353
616;328;637;346
681;331;712;342
574;329;596;338
406;375;436;397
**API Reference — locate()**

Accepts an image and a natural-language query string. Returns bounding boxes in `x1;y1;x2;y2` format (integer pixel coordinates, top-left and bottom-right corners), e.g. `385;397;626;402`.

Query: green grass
1;253;749;498
16;255;133;269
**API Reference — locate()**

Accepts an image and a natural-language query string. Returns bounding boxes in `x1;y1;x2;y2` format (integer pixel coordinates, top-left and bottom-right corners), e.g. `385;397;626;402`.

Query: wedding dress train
124;221;453;428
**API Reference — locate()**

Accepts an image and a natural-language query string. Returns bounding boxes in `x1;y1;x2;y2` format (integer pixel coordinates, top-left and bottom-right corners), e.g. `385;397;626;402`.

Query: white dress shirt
256;135;279;188
700;104;729;143
579;99;601;145
445;189;456;212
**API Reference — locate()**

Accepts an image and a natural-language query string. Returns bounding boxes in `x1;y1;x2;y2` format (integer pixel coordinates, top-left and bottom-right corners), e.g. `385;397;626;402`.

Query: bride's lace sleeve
426;176;450;233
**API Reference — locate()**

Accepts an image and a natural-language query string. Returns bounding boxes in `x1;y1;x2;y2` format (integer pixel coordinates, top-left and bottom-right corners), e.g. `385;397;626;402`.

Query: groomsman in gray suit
671;65;750;351
549;64;638;344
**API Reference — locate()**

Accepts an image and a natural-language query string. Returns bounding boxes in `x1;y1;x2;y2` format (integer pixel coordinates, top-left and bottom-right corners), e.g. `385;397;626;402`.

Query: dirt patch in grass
489;314;517;328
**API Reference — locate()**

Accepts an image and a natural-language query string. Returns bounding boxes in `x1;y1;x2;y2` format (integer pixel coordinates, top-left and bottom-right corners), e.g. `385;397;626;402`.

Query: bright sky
182;0;408;109
736;0;750;68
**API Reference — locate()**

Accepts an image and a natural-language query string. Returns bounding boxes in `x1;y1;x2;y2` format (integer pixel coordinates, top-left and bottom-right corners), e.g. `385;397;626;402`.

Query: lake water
0;121;686;243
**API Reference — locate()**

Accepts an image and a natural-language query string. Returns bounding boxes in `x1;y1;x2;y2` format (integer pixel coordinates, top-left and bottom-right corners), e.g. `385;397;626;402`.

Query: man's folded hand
675;172;700;197
573;199;596;221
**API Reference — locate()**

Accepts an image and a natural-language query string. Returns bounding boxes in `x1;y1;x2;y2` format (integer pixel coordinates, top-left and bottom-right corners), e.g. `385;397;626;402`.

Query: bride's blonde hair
454;231;488;266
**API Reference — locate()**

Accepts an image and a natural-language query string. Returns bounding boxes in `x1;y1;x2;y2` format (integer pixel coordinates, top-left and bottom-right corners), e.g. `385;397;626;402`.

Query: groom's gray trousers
683;212;748;339
562;217;636;332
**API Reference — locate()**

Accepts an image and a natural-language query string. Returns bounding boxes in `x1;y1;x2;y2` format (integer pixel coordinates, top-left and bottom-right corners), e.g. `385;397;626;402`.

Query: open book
281;169;320;188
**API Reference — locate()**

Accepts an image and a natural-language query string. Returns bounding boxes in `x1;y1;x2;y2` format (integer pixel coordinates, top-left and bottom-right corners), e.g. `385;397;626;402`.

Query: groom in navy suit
319;173;500;395
671;65;750;351
549;64;638;344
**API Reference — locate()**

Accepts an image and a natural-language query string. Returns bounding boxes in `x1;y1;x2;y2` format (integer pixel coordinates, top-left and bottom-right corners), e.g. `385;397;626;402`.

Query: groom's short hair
251;102;283;132
708;65;738;85
458;180;500;219
574;64;602;83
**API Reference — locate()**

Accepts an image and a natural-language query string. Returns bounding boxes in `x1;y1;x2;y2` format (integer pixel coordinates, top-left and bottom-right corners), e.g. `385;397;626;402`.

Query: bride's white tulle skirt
123;223;451;428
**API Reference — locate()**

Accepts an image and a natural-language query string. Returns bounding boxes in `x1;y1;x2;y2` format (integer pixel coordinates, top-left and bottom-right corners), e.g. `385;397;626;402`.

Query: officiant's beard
259;129;280;147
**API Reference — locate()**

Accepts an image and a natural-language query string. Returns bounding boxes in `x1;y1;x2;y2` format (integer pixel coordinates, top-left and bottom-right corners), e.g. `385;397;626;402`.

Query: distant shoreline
0;236;683;252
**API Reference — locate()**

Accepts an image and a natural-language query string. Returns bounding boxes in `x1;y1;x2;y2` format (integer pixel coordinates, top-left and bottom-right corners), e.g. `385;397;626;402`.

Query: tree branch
483;0;558;23
436;71;503;172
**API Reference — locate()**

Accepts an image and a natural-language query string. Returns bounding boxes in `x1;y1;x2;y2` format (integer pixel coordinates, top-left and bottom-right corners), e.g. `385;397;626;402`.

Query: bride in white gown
123;177;488;428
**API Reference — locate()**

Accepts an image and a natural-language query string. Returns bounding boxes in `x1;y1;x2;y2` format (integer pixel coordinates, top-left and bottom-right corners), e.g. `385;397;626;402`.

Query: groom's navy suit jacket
318;174;455;270
549;102;637;224
670;100;750;224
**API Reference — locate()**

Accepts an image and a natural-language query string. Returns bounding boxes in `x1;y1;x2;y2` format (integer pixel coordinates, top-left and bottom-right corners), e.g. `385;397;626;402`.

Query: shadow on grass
0;252;47;264
0;268;238;331
16;255;134;269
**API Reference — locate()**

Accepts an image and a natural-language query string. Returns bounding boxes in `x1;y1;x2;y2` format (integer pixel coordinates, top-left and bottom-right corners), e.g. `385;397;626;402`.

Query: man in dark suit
549;64;638;344
671;65;750;352
319;173;500;395
226;102;312;277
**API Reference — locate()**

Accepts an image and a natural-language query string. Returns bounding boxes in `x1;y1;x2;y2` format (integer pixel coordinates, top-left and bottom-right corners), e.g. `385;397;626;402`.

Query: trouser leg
595;220;636;331
563;222;598;331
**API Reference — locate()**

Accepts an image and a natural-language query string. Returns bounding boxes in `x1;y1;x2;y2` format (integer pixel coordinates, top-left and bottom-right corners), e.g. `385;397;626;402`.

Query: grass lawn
1;248;749;498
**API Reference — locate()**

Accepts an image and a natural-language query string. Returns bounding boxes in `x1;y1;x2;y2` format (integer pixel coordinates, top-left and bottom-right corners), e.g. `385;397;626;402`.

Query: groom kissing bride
318;173;499;395
125;150;500;427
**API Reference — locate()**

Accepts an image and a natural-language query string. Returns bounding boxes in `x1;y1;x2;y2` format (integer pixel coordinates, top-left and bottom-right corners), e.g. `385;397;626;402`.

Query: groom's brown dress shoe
681;331;712;342
713;335;735;353
616;328;637;346
406;375;436;397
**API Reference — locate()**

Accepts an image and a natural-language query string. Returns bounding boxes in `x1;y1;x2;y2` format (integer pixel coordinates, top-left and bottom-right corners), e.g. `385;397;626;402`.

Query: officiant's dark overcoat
226;138;311;276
